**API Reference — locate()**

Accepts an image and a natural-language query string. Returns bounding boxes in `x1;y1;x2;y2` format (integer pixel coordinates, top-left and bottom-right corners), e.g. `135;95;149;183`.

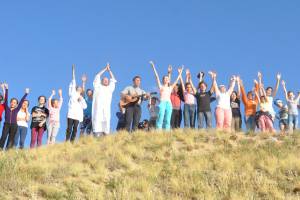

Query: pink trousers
258;115;275;133
215;107;232;131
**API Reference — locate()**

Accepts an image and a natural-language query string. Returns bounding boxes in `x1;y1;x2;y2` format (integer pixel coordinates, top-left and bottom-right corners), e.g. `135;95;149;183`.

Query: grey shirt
121;86;146;105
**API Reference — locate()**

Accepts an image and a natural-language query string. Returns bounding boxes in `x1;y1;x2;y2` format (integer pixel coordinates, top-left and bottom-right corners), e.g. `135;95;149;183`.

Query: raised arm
227;76;237;94
150;61;161;88
236;77;241;98
239;78;247;105
69;65;76;96
255;90;261;104
1;84;5;101
107;63;116;81
179;74;185;92
81;74;87;96
208;71;215;94
185;69;196;93
211;72;220;95
17;88;29;111
168;65;172;82
281;80;289;101
48;90;55;108
171;67;183;89
58;89;63;108
273;73;281;97
93;64;107;88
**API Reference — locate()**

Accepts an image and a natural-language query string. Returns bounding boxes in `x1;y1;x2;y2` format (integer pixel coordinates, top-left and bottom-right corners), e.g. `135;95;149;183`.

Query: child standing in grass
230;78;242;132
255;86;275;133
274;99;289;135
211;72;236;132
148;96;159;130
30;95;49;148
282;80;300;133
0;84;6;130
47;89;63;144
238;78;259;132
0;84;29;150
150;61;183;130
66;65;87;142
14;100;30;149
180;69;197;128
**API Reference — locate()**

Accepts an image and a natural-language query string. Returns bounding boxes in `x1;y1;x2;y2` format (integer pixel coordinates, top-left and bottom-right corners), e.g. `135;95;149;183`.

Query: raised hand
51;90;56;96
58;89;63;96
72;64;75;79
281;80;286;86
168;65;172;73
277;73;281;80
25;88;30;94
106;62;111;71
81;74;87;83
258;71;262;79
149;61;155;68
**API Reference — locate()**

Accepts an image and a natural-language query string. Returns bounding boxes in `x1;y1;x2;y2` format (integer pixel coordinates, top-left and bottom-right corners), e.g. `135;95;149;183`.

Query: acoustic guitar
120;92;157;108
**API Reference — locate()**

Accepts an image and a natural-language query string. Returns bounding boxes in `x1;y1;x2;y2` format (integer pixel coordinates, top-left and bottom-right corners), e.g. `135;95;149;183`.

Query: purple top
4;89;28;124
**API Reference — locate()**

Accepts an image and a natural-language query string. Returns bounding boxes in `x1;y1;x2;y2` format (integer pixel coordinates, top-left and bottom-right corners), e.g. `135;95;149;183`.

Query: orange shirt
240;84;259;117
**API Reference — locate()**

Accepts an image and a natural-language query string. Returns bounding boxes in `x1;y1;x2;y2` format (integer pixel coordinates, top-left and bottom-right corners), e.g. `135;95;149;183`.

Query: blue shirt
84;97;93;117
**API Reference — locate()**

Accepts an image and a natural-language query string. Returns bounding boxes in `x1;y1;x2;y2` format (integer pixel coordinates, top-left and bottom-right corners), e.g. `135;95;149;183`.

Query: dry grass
1;129;300;199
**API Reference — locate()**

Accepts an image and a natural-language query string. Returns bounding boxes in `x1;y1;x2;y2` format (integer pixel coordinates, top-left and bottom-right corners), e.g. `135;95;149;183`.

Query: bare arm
179;75;185;92
171;67;183;89
236;77;241;98
1;84;5;101
48;90;55;108
273;73;281;97
211;72;220;95
255;90;261;104
227;76;237;94
281;80;289;101
81;74;87;96
150;61;161;88
107;63;116;81
188;75;197;94
168;65;172;82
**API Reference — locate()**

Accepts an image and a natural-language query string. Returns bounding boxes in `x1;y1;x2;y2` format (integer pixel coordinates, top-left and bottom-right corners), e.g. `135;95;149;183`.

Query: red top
0;103;5;122
171;92;181;110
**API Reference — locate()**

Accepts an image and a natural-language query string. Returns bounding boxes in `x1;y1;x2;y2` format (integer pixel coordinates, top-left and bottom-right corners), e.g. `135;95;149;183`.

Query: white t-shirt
17;110;30;128
265;96;276;117
216;92;231;110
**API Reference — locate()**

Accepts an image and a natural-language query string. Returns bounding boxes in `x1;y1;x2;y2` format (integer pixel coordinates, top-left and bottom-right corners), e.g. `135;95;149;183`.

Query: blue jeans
156;101;173;130
184;104;196;128
198;111;212;129
245;115;256;132
14;126;28;149
288;114;298;131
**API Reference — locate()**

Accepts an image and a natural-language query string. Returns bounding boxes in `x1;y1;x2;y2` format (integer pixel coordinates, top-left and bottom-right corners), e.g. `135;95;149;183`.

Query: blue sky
0;1;299;147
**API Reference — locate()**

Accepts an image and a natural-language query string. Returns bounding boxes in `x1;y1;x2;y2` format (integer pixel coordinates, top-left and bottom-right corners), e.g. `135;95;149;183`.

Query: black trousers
0;122;18;150
125;105;141;132
66;118;79;142
171;109;182;129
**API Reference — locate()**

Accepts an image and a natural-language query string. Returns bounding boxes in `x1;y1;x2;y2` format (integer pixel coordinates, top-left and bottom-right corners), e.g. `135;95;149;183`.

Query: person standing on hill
192;72;215;129
211;72;237;132
282;80;300;133
0;84;6;130
80;74;93;136
30;95;49;148
121;76;150;132
258;72;281;120
47;89;63;145
66;65;87;142
230;77;242;132
14;100;30;149
180;69;197;128
92;63;117;136
0;84;29;150
150;61;183;130
238;78;259;132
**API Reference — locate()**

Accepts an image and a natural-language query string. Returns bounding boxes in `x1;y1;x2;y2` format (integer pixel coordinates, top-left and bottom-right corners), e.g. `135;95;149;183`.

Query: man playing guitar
121;76;150;132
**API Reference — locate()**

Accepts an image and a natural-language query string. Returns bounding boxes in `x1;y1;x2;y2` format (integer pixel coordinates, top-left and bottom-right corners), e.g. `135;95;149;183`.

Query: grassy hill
1;130;300;200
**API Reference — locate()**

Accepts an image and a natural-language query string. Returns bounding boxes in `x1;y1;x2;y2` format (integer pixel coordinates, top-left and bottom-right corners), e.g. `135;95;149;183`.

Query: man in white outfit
92;63;117;136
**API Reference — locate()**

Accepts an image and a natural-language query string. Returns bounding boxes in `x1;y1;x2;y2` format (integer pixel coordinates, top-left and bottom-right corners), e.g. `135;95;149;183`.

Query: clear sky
0;1;299;147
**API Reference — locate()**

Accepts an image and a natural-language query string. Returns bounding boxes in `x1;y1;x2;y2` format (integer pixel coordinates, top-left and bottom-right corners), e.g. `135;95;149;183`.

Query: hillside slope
1;130;300;200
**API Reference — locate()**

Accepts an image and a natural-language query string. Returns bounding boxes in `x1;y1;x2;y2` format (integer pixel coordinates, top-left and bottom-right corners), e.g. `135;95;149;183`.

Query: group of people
117;62;299;136
0;62;299;149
